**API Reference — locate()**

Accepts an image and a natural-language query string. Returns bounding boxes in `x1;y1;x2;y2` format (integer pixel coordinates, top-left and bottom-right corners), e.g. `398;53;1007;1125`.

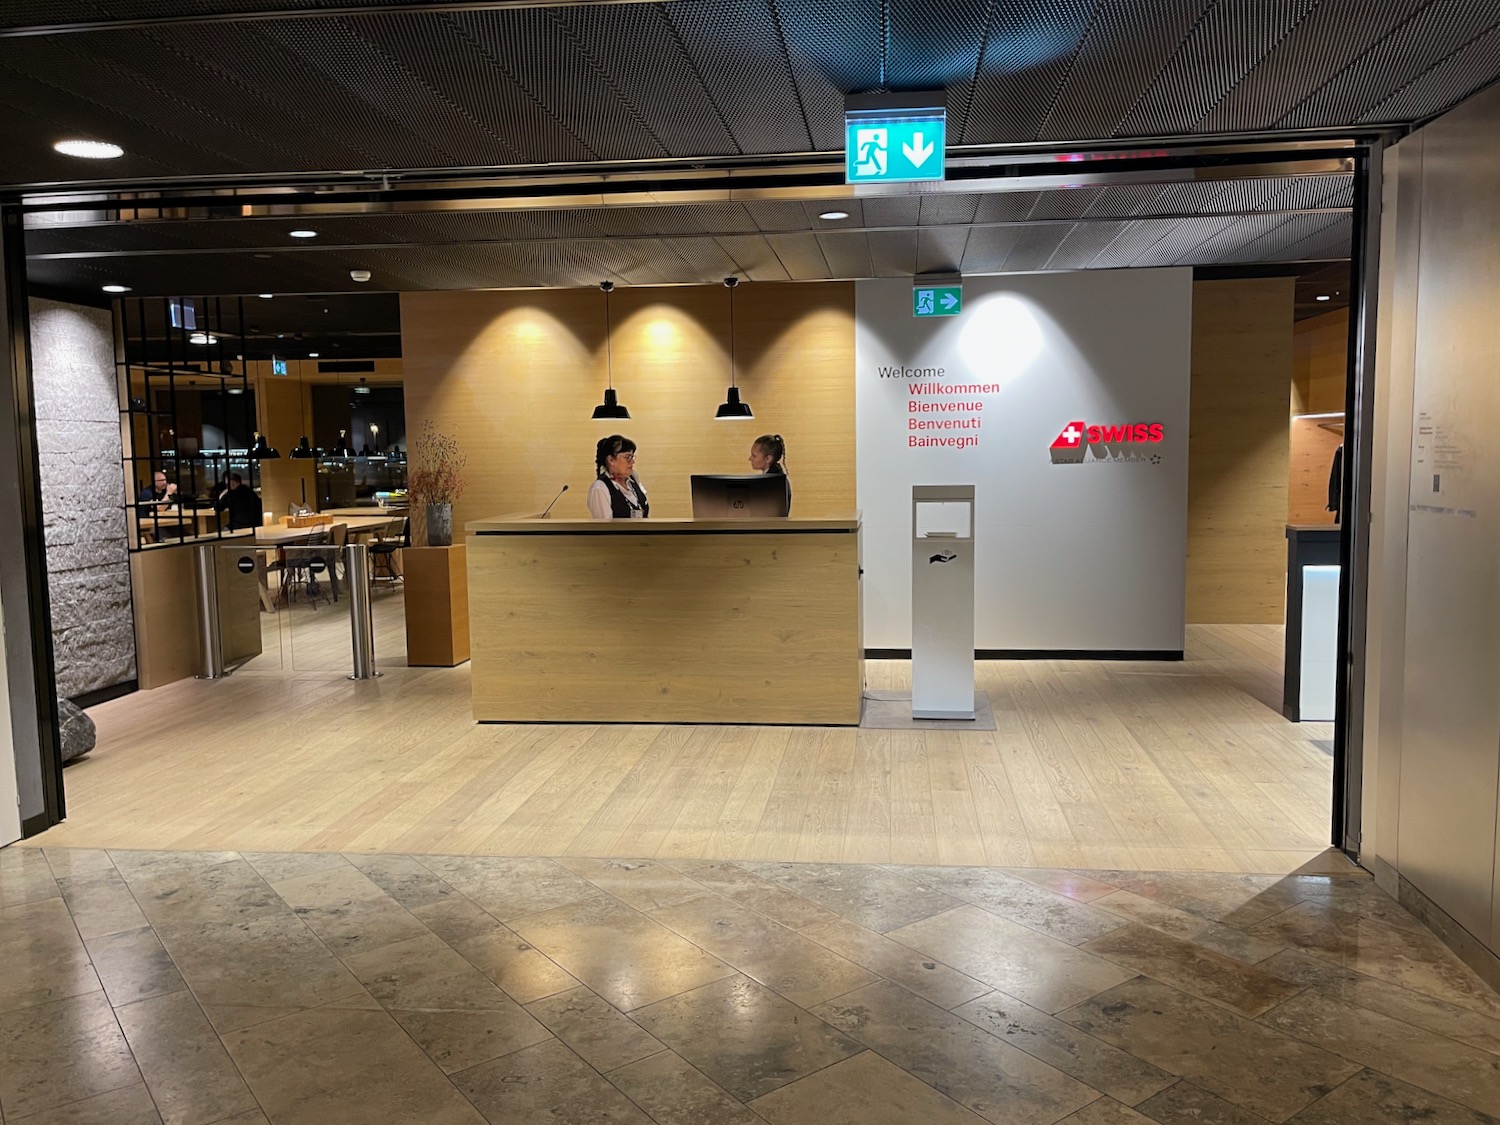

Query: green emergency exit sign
845;98;946;185
913;286;962;317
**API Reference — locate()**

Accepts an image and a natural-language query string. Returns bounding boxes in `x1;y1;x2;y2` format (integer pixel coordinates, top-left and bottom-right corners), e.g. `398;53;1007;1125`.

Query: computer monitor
690;473;791;518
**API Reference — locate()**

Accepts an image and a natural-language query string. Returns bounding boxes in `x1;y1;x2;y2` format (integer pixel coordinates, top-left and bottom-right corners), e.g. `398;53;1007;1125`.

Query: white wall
856;270;1192;651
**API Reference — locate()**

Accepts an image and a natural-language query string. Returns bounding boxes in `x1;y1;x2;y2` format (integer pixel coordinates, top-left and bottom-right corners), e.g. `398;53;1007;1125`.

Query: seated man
216;472;262;531
137;470;179;510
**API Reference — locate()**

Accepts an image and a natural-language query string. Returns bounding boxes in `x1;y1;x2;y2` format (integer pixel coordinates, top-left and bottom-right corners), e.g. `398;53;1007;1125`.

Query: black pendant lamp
715;276;753;420
591;280;631;420
248;431;280;459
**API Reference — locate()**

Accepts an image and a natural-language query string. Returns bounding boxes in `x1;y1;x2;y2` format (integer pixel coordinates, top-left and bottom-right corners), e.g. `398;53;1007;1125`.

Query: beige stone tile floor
3;845;1500;1125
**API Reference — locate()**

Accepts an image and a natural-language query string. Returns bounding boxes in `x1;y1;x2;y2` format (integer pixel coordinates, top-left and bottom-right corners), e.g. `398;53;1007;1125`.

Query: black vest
605;475;648;518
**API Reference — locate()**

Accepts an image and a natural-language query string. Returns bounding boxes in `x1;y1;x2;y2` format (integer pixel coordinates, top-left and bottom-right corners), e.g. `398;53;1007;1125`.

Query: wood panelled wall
252;358;404;458
1289;309;1348;525
1187;278;1295;624
400;284;856;533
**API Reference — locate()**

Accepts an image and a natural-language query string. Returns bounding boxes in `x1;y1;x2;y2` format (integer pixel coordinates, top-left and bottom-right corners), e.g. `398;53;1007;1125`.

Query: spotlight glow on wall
957;294;1044;383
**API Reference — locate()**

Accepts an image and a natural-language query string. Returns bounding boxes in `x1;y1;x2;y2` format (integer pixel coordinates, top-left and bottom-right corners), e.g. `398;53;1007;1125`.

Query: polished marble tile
1261;948;1500;1057
0;898;102;1014
120;858;282;927
7;1082;164;1125
1248;900;1500;1018
203;1111;271;1125
152;912;362;1016
558;857;707;912
84;926;186;1008
952;991;1174;1106
41;848;117;878
453;1038;652;1123
1080;924;1302;1018
346;853;470;912
115;989;258;1125
889;905;1133;1014
607;1048;764;1125
453;927;580;1004
56;867;149;940
1005;868;1120;904
1132;1080;1271;1125
410;895;506;946
418;855;602;922
815;981;1098;1125
743;861;960;932
241;851;349;885
1090;890;1284;964
270;864;429;957
390;1003;552;1075
632;974;864;1102
0;990;142;1119
512;895;734;1012
526;986;664;1073
341;933;518;1011
895;866;1125;946
799;917;990;1009
223;1006;486;1125
1057;1098;1155;1124
666;860;840;929
651;893;878;1008
1288;1067;1500;1124
1260;988;1500;1117
1087;871;1302;929
1059;977;1359;1121
750;1047;990;1124
1;847;61;906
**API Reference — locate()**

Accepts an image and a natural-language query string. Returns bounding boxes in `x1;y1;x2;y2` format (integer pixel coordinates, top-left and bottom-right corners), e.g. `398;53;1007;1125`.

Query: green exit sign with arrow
913;286;962;317
845;94;946;185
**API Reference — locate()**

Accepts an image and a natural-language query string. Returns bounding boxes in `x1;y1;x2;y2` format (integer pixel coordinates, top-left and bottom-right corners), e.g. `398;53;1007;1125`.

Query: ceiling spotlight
350;269;372;283
188;332;217;345
54;139;123;159
101;284;131;293
308;352;320;358
258;293;273;299
819;210;850;220
289;229;318;239
1316;295;1331;302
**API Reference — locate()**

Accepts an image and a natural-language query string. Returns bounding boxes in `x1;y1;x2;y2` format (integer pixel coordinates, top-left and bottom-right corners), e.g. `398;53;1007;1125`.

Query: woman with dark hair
587;434;649;520
749;433;791;514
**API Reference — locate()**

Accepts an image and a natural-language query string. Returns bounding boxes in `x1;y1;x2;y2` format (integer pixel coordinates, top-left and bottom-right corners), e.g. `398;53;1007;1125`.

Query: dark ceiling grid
1026;185;1105;221
972;192;1042;223
1112;0;1320;138
1246;212;1352;264
765;0;880;151
660;235;744;280
661;0;809;154
744;199;823;233
914;224;968;275
1095;215;1233;268
958;0;1097;143
815;228;873;278
1039;218;1131;271
1254;173;1354;212
999;222;1076;272
1277;0;1499;129
1034;0;1204;142
865;228;917;276
956;223;1027;274
1169;211;1307;266
709;233;791;282
882;0;988;102
764;231;831;280
1361;21;1500;124
917;193;980;225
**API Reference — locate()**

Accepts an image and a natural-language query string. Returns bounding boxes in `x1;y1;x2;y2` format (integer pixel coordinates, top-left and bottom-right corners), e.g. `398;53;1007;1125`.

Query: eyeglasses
614;451;637;461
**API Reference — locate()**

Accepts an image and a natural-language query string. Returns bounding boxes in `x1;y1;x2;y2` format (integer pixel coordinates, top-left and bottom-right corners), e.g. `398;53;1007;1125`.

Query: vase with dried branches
407;422;467;546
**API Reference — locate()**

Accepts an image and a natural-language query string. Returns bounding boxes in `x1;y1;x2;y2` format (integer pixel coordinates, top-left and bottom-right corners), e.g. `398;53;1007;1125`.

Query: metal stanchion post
345;542;379;679
193;544;225;680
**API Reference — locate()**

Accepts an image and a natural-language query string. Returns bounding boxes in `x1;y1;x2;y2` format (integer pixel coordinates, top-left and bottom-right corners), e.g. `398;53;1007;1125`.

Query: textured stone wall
30;298;136;698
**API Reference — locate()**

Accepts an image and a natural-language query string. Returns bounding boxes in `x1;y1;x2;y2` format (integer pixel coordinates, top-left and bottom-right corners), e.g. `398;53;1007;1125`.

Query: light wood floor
30;611;1332;873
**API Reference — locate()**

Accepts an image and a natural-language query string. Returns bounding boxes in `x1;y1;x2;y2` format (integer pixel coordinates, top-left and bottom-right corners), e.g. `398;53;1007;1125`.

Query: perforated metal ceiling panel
2;0;1498;186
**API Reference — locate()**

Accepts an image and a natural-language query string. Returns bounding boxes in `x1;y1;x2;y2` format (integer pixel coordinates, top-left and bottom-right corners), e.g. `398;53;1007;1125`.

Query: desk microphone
540;484;569;519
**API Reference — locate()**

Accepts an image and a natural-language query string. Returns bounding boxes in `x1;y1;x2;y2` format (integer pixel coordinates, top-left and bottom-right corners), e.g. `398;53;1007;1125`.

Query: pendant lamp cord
604;286;614;391
727;282;736;389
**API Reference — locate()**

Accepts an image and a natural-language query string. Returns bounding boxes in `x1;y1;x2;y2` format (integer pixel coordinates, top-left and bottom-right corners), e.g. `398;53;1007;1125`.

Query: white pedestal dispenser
911;485;976;720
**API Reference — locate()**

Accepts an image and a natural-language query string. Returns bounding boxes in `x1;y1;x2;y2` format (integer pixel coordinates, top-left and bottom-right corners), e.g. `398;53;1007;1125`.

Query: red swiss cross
1051;421;1086;449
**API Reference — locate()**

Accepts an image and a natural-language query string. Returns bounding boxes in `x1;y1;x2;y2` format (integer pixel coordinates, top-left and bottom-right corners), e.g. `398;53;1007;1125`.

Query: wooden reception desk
466;515;863;724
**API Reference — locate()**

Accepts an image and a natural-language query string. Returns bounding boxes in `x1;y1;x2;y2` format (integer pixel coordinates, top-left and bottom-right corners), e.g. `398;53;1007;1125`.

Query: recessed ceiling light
258;293;273;299
289;229;317;239
188;332;217;345
1316;295;1331;302
819;210;850;220
308;352;320;358
54;139;123;159
101;284;131;293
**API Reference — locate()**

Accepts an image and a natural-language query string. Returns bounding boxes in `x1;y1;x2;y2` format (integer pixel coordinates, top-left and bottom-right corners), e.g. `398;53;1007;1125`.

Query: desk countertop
467;515;860;534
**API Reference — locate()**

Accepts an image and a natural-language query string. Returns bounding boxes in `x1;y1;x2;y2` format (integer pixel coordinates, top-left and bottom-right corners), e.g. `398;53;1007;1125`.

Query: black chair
369;517;407;584
283;528;334;608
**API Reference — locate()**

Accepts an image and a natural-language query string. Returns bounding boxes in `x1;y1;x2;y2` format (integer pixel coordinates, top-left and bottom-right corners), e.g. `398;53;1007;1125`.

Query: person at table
749;433;792;514
137;470;180;510
216;472;261;531
587;434;649;519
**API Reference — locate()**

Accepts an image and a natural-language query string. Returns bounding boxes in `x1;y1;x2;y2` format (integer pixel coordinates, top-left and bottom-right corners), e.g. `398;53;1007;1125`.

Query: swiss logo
1050;419;1165;465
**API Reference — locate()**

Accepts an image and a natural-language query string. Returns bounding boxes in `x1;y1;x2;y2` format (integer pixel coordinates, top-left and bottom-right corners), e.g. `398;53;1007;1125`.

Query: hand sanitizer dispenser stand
911;485;976;720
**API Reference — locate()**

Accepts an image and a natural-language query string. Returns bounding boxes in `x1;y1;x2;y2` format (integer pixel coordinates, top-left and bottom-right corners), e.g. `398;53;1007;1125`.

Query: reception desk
466;515;863;724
